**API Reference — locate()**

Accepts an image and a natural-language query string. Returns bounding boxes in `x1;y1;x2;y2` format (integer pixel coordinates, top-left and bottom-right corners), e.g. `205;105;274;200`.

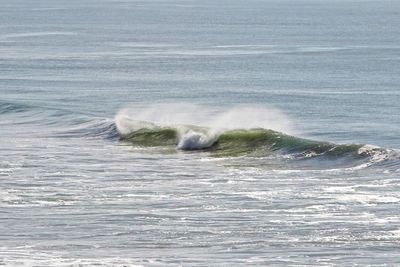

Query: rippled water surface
1;0;400;265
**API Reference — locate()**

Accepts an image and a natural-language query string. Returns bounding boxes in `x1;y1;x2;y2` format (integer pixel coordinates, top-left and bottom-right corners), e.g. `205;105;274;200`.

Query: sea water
1;0;400;265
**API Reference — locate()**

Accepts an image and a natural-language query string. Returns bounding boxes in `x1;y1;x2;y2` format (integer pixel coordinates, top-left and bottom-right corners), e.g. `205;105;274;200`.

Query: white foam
0;247;145;267
336;194;400;204
177;129;218;150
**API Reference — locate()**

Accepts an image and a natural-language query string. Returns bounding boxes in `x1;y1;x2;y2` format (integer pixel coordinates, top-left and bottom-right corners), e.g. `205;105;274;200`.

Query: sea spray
115;103;294;134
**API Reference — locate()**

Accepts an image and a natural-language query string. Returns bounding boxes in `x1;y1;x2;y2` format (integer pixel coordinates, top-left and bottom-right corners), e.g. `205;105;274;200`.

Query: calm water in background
1;0;400;265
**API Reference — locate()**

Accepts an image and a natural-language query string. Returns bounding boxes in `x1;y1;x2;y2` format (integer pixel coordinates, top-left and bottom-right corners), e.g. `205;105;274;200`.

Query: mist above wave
115;103;293;135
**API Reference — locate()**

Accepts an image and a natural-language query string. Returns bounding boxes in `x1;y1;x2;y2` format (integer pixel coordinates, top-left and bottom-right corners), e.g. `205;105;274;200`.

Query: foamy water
1;0;400;266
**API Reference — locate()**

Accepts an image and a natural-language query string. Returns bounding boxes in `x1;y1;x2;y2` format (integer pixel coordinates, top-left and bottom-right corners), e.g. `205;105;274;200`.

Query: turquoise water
1;0;400;265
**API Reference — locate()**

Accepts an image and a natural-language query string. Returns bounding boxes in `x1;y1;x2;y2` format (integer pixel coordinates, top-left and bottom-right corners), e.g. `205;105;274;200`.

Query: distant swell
0;101;33;114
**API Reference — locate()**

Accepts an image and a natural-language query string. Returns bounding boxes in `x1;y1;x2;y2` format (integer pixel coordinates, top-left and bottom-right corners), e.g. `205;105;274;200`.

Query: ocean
1;0;400;265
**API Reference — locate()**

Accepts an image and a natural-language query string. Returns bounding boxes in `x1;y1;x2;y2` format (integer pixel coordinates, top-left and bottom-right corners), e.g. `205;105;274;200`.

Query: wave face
211;129;365;158
118;123;363;156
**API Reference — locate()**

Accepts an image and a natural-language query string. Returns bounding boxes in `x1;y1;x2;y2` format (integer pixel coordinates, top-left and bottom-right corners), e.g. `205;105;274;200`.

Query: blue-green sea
1;0;400;265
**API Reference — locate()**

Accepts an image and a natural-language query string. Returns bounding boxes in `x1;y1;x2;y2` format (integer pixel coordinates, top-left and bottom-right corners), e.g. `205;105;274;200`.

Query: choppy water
1;0;400;266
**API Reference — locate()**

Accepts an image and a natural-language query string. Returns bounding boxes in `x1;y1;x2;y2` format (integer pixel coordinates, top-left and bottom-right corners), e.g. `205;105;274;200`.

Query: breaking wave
114;108;399;170
116;119;380;157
